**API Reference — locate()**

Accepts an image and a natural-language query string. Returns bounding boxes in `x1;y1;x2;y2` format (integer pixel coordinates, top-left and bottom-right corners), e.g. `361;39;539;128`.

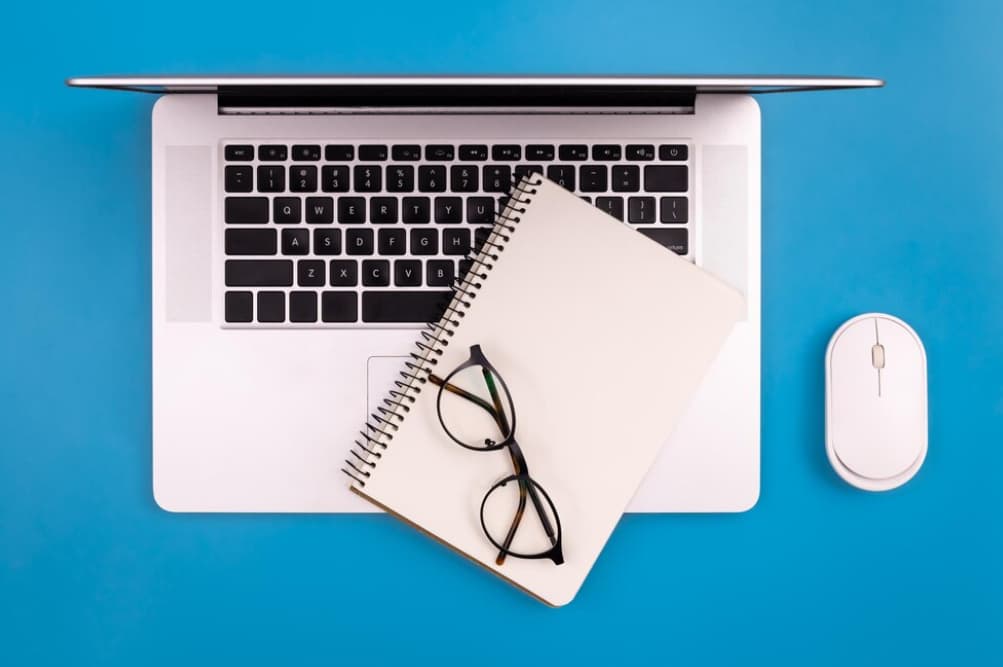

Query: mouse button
828;320;884;474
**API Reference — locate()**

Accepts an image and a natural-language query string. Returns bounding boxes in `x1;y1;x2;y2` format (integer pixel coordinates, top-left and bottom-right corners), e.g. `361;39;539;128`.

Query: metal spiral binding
342;174;543;486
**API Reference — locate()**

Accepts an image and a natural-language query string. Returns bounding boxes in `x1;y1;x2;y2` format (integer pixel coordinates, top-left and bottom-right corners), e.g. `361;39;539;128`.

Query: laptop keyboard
222;141;690;326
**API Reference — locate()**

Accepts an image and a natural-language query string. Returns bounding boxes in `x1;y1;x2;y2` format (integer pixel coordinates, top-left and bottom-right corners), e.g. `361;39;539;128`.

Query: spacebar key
362;291;452;323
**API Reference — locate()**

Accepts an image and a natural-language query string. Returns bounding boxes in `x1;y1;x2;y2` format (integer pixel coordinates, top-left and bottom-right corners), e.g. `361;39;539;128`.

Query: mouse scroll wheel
871;344;886;369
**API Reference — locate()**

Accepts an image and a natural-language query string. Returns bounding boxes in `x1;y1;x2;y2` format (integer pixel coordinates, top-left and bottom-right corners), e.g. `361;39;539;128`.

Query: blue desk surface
2;1;1001;664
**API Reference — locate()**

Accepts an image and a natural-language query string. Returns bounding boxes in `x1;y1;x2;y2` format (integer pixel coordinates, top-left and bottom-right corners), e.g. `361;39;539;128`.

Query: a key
626;144;655;160
418;166;446;192
466;197;495;224
628;197;657;223
660;196;688;223
224;291;253;322
391;145;421;161
330;260;358;286
435;197;462;224
313;228;341;255
321;291;358;322
225;260;293;287
402;197;431;224
515;165;543;181
282;228;309;255
257;291;285;323
394;260;423;287
358;145;388;161
305;197;334;224
459;145;488;160
410;228;439;255
595;196;625;221
612;165;640;192
546;165;575;191
427;260;455;286
225;228;276;255
362;260;390;287
579;165;608;192
639;228;688;255
492;145;521;161
644;165;688;192
370;197;398;224
292;145;321;161
289;291;318;322
225;166;253;192
354;165;381;192
325;145;354;161
483;165;511;192
473;227;492;254
256;165;285;192
338;197;366;224
346;228;374;255
559;144;588;160
361;291;452;323
258;145;287;161
442;228;471;256
378;228;406;255
580;196;592;204
321;165;349;192
225;197;269;224
224;145;254;161
525;144;555;161
386;165;415;192
425;144;455;161
298;260;326;287
289;166;318;192
450;165;479;192
659;144;688;161
273;198;301;224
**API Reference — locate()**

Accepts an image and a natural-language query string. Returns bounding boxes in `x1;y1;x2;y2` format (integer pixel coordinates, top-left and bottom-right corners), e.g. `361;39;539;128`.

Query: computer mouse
825;313;928;491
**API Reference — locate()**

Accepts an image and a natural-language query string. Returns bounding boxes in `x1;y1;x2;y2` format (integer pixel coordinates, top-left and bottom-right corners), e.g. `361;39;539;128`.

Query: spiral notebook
345;175;744;606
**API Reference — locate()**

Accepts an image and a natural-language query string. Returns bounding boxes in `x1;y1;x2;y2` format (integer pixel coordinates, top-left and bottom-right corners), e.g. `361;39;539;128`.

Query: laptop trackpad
367;356;410;420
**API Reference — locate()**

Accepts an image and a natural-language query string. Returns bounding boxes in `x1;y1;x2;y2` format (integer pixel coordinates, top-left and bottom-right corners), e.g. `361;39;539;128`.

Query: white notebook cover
348;177;744;606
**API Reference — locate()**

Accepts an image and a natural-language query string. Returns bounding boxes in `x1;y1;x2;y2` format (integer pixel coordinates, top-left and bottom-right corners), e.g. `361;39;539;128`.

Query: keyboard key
559;144;588;160
442;228;470;256
595;196;624;221
592;144;621;161
392;145;421;161
459;144;488;160
483;165;511;192
644;165;687;192
298;260;326;286
325;145;354;161
427;260;455;286
515;165;543;181
435;197;462;224
359;145;388;161
611;165;640;192
292;145;321;161
274;198;301;224
628;197;657;223
639;228;688;254
258;145;287;161
282;228;309;255
579;165;608;192
394;260;422;287
580;196;592;204
525;144;555;161
546;165;575;191
492;145;521;161
466;197;495;224
338;197;366;224
659;144;688;161
224;291;253;322
418;166;446;192
305;197;334;224
450;165;478;192
321;291;358;322
225;260;293;287
290;166;317;192
362;260;390;286
370;197;398;224
224;145;254;161
362;291;451;323
257;291;285;323
660;196;688;223
411;228;439;255
256;165;285;192
626;144;655;160
321;165;350;192
314;228;341;255
289;291;318;322
225;228;276;255
354;165;382;192
346;228;374;255
330;260;358;286
224;166;253;192
378;228;406;255
473;227;492;254
386;165;415;192
425;144;455;161
402;197;431;224
225;197;269;224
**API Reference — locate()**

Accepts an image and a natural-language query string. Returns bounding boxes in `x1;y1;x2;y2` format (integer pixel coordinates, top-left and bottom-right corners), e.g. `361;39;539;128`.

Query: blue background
2;0;1001;664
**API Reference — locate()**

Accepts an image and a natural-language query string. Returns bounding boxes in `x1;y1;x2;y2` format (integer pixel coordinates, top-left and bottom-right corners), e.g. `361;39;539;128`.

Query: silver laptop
67;75;882;513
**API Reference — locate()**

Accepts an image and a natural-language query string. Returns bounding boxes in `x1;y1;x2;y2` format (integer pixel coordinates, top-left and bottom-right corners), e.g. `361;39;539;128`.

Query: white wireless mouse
825;313;928;491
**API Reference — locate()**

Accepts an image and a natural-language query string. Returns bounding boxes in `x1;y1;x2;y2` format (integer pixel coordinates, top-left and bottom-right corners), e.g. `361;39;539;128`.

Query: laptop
67;75;882;513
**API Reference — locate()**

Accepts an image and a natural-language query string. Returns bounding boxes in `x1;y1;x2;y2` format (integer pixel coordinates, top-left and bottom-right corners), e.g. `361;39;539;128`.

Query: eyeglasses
428;344;564;566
